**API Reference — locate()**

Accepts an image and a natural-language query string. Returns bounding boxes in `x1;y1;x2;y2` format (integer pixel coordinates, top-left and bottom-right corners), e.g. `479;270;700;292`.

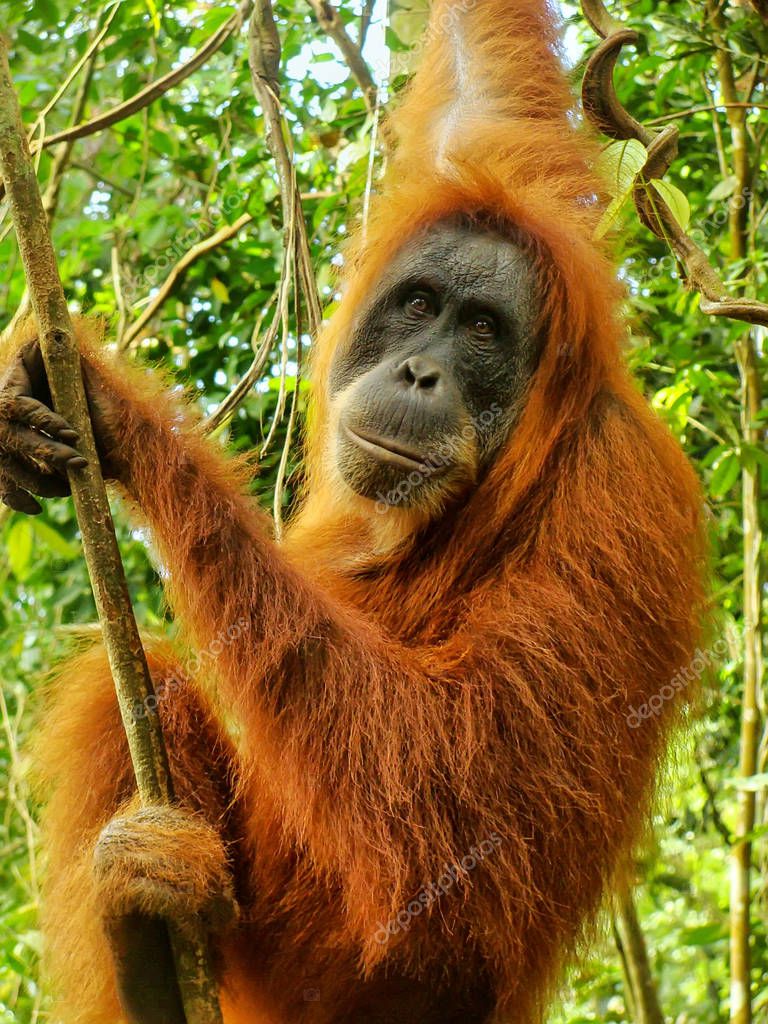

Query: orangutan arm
0;325;702;969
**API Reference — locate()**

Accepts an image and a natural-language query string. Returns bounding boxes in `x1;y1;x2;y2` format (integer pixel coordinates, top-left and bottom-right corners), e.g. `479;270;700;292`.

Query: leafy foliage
0;1;766;1021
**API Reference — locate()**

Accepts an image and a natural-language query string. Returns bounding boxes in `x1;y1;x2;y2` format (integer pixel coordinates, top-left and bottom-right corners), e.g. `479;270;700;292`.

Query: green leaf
595;140;647;238
32;0;59;23
211;278;230;303
651;381;691;433
729;772;768;792
649;179;691;231
708;175;738;201
596;139;648;199
16;29;45;54
742;823;768;843
680;922;727;946
389;0;429;46
7;520;34;581
337;138;371;174
30;520;79;560
189;7;234;45
151;130;177;158
709;451;740;498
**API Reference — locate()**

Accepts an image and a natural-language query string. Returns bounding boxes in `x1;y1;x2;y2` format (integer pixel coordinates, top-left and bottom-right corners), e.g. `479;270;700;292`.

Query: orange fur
31;643;240;1024
24;1;707;1022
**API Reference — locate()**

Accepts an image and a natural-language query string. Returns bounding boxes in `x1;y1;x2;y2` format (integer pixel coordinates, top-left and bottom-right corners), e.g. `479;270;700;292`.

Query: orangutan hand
0;337;123;514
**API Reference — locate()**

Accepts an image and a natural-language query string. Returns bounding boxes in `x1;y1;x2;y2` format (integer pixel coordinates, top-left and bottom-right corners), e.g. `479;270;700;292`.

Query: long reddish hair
27;3;708;1022
283;0;708;1011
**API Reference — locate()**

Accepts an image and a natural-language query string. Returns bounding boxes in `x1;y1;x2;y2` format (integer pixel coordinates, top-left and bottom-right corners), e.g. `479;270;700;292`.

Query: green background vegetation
0;1;765;1021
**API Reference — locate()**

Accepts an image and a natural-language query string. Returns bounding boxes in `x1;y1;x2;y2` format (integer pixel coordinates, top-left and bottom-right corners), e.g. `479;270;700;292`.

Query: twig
111;244;128;347
362;90;382;236
6;36;101;331
41;37;100;222
120;212;253;350
204;0;320;446
0;42;223;1024
28;0;120;143
699;765;733;845
306;0;378;110
203;285;284;433
359;0;375;48
704;13;765;1024
70;160;133;196
259;232;295;459
647;102;768;125
272;290;303;540
120;192;332;355
0;685;39;903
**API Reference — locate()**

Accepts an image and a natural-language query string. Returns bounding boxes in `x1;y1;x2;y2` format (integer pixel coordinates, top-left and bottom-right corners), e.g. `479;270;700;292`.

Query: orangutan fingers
0;451;71;516
0;468;42;516
0;421;87;475
0;354;34;402
93;806;239;937
0;453;71;498
8;395;79;444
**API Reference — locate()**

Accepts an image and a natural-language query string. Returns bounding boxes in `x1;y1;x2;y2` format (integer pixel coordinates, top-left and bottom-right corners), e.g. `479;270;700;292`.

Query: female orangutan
0;0;706;1021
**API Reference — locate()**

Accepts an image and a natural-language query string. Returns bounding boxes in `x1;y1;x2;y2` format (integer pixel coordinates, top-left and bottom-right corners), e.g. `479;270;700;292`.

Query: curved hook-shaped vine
580;0;768;328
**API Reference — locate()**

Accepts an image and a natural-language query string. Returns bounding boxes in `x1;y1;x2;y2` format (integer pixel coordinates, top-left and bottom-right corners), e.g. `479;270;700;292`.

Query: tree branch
249;0;320;335
581;0;625;39
359;0;375;48
647;102;768;127
306;0;378;110
117;191;333;353
202;0;321;440
0;42;223;1024
6;33;101;334
40;47;99;223
28;0;120;145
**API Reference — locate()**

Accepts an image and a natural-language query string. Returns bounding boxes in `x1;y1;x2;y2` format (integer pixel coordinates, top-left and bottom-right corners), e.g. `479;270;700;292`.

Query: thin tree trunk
706;7;764;1022
0;42;222;1024
614;890;666;1024
729;330;763;1024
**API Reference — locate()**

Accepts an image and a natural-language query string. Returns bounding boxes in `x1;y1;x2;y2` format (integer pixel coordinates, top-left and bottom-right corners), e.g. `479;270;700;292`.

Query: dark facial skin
0;222;540;519
329;219;541;509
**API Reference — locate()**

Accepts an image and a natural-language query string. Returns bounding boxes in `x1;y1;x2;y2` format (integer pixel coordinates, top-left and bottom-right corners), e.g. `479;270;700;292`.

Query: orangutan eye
405;291;435;317
470;314;496;338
